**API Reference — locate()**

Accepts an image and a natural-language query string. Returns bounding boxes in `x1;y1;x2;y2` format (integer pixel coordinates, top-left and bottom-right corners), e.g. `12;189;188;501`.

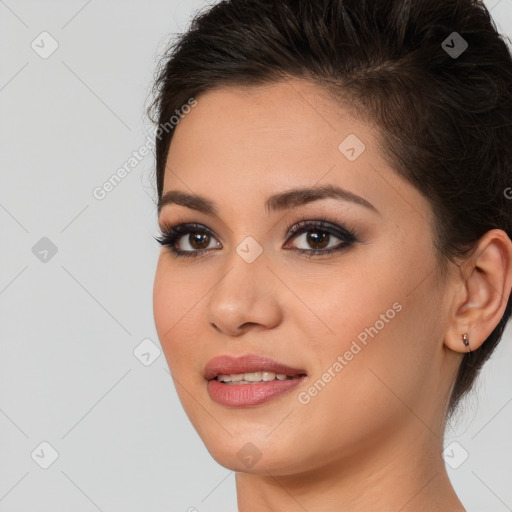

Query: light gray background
0;0;511;510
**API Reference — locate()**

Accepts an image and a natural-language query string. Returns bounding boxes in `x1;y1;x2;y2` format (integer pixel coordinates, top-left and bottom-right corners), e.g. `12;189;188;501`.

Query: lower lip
207;376;306;407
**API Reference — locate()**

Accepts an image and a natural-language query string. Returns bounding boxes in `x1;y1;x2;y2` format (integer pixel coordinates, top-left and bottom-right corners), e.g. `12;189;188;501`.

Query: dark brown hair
148;0;512;416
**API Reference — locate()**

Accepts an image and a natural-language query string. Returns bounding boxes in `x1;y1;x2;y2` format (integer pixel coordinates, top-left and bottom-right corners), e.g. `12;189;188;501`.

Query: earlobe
444;329;475;354
444;229;512;354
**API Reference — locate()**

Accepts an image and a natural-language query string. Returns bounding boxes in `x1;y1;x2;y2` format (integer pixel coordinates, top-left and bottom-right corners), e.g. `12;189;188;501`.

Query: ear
445;229;512;353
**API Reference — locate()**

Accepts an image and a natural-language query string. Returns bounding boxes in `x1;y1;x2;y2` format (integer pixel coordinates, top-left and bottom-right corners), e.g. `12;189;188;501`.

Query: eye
155;217;358;259
284;217;357;257
154;223;220;259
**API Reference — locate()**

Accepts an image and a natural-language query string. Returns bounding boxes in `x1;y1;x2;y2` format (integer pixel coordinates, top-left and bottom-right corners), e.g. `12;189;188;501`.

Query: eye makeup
154;215;359;260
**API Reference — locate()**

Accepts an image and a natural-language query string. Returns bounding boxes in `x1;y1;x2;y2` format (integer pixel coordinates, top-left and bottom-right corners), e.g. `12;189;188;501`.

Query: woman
150;0;512;509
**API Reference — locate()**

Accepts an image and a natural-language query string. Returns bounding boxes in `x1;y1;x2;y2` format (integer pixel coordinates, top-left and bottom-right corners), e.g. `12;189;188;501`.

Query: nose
204;251;283;337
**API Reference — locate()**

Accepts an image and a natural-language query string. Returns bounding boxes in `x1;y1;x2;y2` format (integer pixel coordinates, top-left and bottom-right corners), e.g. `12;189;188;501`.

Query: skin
152;78;512;511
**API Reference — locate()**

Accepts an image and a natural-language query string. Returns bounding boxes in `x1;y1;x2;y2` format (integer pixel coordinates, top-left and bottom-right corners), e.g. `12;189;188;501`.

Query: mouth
204;354;307;407
204;353;307;381
213;371;304;384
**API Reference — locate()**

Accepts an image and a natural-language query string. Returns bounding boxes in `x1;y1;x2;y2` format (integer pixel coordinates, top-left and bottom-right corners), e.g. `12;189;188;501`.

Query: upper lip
204;354;307;380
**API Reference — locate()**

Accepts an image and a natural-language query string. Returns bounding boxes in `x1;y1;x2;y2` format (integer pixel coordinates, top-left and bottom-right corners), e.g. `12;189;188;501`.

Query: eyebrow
157;184;379;217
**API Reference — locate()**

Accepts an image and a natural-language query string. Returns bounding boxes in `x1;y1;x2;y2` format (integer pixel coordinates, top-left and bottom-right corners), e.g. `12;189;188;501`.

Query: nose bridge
211;239;266;306
205;239;282;334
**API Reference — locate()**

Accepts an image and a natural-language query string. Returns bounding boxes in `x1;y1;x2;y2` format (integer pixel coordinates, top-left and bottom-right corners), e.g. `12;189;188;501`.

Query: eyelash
154;216;358;260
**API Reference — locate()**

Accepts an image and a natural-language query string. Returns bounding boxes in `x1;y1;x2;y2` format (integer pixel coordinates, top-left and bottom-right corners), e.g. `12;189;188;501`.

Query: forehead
168;79;363;162
166;80;371;182
162;80;431;226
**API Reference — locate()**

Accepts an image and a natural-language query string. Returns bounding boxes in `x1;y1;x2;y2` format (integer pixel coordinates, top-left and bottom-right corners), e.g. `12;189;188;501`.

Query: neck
235;419;465;512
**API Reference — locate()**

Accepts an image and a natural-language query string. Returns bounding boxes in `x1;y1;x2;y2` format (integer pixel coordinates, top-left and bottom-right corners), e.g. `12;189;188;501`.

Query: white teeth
244;371;262;382
216;371;293;383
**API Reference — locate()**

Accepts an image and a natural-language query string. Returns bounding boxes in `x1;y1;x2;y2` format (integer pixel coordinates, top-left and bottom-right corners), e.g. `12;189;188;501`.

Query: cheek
285;246;406;356
293;244;437;423
153;257;207;373
287;298;428;467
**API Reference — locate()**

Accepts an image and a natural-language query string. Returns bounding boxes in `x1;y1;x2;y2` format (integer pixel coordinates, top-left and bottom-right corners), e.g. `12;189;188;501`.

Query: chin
207;442;300;475
190;422;313;475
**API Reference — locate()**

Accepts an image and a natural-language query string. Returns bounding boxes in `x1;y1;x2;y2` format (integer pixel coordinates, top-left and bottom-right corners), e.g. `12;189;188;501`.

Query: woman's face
153;79;459;475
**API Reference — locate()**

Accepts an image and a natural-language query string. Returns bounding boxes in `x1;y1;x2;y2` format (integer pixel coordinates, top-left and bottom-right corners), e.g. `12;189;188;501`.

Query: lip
203;354;306;380
204;354;307;407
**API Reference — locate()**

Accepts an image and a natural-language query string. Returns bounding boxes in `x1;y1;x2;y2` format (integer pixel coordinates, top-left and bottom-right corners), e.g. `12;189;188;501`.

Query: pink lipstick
204;354;307;407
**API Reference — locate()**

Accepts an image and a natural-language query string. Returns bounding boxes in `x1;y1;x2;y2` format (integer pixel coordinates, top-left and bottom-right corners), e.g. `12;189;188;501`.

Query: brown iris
189;233;210;250
306;231;329;250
